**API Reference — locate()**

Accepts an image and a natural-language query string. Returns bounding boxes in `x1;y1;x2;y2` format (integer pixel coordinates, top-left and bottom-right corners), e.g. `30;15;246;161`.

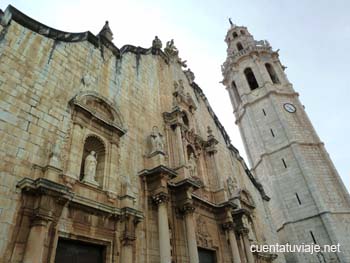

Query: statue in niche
84;151;98;185
187;152;197;177
149;126;164;154
227;176;238;198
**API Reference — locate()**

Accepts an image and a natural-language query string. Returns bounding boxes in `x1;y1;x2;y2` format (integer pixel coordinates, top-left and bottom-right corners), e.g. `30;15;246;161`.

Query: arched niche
65;91;126;192
80;135;106;187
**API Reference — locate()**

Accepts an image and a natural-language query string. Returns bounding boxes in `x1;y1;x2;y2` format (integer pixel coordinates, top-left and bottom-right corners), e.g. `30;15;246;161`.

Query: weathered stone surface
223;24;350;262
0;5;283;263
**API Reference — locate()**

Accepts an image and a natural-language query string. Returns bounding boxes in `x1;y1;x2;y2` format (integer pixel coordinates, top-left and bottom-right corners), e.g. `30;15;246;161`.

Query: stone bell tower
222;22;350;262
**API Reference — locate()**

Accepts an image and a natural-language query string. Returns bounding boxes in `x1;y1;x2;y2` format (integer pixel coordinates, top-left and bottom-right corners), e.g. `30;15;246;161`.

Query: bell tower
222;22;350;262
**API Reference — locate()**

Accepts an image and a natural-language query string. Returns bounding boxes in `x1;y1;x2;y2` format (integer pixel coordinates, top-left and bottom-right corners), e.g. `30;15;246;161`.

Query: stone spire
99;21;113;41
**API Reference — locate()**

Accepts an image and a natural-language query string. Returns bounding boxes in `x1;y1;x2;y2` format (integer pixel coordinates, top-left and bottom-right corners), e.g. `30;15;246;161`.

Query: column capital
180;203;195;215
222;221;235;231
237;226;250;235
152;192;169;205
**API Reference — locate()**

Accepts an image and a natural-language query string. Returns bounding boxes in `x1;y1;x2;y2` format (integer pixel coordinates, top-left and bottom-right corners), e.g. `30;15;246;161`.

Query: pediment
70;91;126;136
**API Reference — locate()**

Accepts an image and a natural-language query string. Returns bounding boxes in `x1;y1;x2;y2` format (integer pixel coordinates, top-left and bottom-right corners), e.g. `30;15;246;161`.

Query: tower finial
228;18;234;27
99;20;113;41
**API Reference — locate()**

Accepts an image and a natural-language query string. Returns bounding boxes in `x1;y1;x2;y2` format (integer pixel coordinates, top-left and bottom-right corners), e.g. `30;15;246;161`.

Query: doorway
198;247;216;263
55;238;105;263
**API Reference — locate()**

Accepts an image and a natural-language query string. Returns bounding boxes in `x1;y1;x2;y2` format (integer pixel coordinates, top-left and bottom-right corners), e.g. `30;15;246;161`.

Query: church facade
0;5;349;263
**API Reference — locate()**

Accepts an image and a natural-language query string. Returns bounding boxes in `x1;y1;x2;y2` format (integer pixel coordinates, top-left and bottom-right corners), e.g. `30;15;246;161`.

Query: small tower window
244;67;259;90
237;42;244;51
240;30;245;35
282;158;287;168
231;81;241;104
310;231;317;244
233;32;238;38
265;63;280;84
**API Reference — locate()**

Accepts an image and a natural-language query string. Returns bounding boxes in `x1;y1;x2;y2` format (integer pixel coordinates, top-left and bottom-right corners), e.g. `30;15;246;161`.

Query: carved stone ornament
172;80;197;112
149;126;165;155
184;68;195;84
187;152;198;178
196;215;214;249
69;91;126;137
227;176;238;198
152;36;162;49
98;21;113;41
164;39;179;57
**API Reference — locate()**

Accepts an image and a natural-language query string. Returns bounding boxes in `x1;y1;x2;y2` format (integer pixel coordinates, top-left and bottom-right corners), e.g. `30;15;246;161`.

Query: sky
1;0;349;191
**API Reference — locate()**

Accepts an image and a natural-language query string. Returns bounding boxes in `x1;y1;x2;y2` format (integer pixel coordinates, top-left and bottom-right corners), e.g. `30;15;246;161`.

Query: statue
227;177;238;198
187;152;197;177
152;36;162;49
184;68;195;84
149;126;164;154
164;39;179;57
83;151;98;185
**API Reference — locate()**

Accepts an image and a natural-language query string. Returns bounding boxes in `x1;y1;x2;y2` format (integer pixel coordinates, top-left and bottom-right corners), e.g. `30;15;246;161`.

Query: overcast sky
2;0;349;191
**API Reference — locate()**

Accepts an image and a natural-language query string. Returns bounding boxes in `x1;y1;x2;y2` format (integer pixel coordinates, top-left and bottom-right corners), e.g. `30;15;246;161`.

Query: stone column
223;222;241;263
175;124;185;166
107;141;119;193
153;193;172;263
120;213;140;263
182;204;199;263
240;228;255;263
23;218;49;263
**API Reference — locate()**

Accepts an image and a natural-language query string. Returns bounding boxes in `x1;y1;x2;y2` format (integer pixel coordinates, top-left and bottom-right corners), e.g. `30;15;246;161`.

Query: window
270;129;275;137
240;30;245;35
282;158;287;168
295;193;302;205
262;109;266;116
237;42;244;51
265;63;280;84
233;32;238;38
244;68;259;90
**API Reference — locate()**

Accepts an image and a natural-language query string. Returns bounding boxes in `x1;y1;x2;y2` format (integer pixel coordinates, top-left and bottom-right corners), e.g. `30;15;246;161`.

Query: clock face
283;103;296;113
